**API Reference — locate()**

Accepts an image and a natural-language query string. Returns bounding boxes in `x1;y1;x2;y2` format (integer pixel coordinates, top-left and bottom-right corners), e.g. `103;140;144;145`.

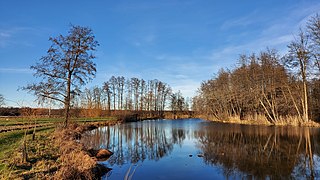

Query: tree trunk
301;59;309;122
303;79;309;122
64;73;72;127
107;93;111;112
22;130;28;163
64;101;70;127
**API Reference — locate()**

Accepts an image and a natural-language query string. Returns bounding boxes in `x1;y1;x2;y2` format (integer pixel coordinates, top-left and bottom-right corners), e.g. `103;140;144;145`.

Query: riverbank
196;114;320;127
0;119;120;179
51;120;120;179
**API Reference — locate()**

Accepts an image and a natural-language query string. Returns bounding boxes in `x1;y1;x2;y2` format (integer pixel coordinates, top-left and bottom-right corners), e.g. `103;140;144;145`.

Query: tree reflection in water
82;120;189;165
195;122;320;179
81;119;320;179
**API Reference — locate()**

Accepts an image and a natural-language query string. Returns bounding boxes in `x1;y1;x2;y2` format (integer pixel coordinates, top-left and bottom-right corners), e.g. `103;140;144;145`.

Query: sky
0;0;320;107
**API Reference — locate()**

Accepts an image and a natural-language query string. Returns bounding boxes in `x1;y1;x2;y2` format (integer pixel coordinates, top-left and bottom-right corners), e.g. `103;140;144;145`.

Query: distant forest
193;15;320;124
71;76;190;117
0;76;191;118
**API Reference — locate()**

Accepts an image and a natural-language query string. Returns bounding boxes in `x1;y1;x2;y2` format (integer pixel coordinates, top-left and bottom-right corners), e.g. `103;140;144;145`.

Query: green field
0;116;116;126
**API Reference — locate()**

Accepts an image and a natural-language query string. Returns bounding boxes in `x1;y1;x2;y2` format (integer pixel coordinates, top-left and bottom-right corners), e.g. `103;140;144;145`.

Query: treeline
71;76;190;117
0;107;21;116
0;107;64;117
193;15;320;124
1;77;192;119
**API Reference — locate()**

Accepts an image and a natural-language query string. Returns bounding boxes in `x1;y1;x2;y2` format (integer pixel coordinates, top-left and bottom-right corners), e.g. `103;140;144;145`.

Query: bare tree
307;14;320;121
146;80;154;111
22;25;99;126
109;76;117;110
118;76;125;110
103;81;112;112
307;14;320;74
131;78;140;111
125;79;133;110
286;31;311;122
93;86;102;110
0;94;4;107
171;91;185;112
139;79;146;111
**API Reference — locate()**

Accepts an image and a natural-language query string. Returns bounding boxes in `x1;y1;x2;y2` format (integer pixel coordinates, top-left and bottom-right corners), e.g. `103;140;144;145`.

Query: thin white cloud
0;26;50;48
220;10;260;30
114;1;191;12
0;68;31;74
132;33;157;47
0;30;12;47
0;32;11;38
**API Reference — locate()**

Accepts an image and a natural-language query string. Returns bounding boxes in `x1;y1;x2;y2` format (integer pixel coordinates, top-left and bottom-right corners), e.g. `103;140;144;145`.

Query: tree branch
39;94;64;104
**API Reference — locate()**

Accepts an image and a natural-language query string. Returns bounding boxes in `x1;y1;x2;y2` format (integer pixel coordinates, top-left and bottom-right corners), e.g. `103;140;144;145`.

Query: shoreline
196;115;320;127
52;120;121;179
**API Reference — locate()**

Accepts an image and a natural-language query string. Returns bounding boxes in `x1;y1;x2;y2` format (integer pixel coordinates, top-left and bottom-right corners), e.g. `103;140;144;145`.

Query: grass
0;127;55;170
0;116;118;179
0;116;116;165
0;117;61;126
0;116;116;126
0;116;117;134
0;130;25;170
0;128;60;179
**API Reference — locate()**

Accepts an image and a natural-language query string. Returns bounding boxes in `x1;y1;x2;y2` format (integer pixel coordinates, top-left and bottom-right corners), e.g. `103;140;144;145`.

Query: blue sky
0;0;319;107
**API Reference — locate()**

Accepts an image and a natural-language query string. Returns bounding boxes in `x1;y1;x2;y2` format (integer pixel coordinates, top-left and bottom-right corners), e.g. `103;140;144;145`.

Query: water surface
82;119;320;179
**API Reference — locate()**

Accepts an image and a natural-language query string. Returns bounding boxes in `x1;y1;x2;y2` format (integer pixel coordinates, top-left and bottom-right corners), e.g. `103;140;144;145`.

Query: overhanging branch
40;94;64;104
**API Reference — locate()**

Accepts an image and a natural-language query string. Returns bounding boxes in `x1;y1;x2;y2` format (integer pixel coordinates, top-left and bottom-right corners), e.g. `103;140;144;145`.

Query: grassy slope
0;116;116;126
0;130;25;170
0;117;115;172
0;127;55;171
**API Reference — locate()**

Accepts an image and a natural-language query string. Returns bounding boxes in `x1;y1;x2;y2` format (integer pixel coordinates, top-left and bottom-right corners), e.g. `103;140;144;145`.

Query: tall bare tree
307;14;320;75
0;94;4;107
131;78;140;111
139;79;146;111
109;76;117;110
103;81;112;112
23;25;99;126
286;31;311;122
118;76;125;110
307;14;320;121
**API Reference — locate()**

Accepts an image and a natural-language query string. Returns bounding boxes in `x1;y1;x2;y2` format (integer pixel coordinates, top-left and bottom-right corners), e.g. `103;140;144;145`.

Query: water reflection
82;120;191;165
194;123;320;179
82;119;320;179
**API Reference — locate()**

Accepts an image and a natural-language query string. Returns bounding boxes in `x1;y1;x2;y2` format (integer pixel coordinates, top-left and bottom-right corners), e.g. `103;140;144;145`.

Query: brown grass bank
52;120;121;180
196;114;320;127
1;120;120;179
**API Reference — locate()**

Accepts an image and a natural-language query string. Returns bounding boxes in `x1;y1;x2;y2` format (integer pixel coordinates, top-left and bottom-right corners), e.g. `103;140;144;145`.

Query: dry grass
198;114;320;127
52;124;96;179
54;151;96;179
0;129;59;179
52;122;118;180
0;120;119;179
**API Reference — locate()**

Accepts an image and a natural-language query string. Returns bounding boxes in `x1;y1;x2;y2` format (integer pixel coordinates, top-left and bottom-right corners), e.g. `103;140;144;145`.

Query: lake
81;118;320;179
